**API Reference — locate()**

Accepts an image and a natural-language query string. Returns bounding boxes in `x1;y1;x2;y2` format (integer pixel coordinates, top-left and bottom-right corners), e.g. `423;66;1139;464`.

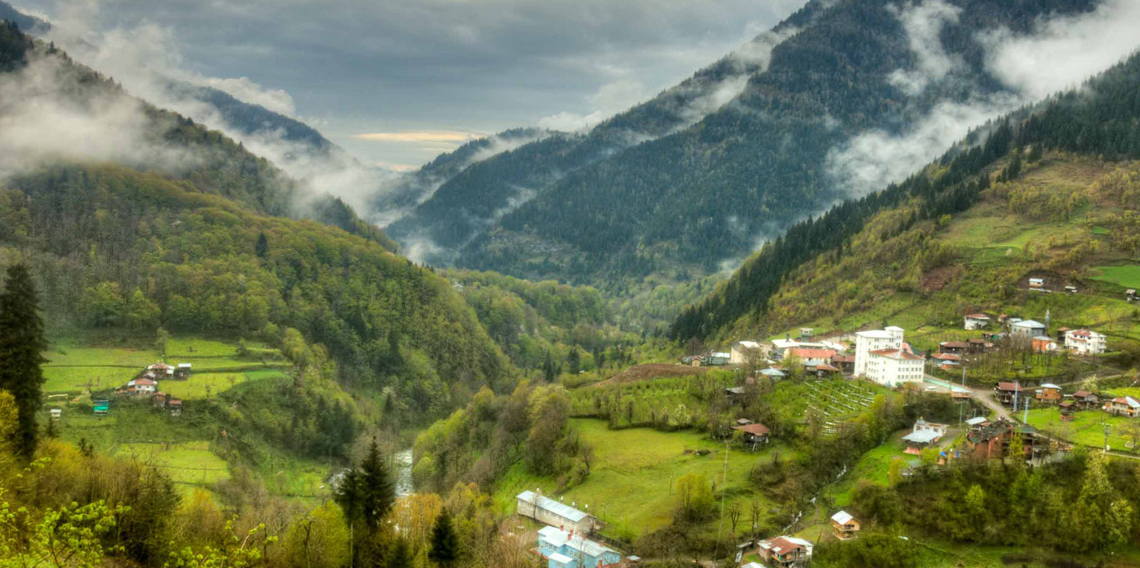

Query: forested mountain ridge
378;0;1106;290
375;11;807;263
0;23;509;419
671;47;1140;342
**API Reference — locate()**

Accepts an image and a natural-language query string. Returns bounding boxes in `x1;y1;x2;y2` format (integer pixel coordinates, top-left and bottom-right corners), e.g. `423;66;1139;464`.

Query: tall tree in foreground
427;507;460;567
0;264;47;458
359;439;396;531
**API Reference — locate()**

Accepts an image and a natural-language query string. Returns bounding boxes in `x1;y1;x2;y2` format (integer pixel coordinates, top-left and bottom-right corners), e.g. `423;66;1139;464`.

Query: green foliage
674;472;715;522
0;264;47;458
334;439;396;534
427;507;460;568
0;491;126;568
814;532;919;568
674;47;1140;341
166;521;277;568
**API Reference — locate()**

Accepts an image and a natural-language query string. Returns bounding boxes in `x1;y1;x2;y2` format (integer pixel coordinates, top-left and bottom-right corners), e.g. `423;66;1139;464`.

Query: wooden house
733;423;770;450
1072;390;1100;409
1035;383;1062;403
994;382;1023;406
830;511;860;540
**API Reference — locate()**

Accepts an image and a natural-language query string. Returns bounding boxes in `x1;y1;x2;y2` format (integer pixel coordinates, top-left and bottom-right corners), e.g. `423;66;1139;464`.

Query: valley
1;1;1140;568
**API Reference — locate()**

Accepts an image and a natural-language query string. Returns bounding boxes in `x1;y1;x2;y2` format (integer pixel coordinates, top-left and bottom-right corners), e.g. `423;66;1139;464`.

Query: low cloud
40;16;398;213
981;0;1140;100
538;77;649;132
0;54;197;178
887;0;963;96
826;0;1140;199
825;95;1021;196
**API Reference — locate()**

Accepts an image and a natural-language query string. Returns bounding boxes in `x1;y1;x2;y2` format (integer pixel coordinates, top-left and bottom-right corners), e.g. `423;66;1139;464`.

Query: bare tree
728;501;742;538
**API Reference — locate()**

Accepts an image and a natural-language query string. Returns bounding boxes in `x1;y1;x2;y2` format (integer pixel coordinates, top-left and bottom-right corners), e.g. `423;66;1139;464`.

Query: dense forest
0;24;510;422
671;48;1140;341
375;0;1101;291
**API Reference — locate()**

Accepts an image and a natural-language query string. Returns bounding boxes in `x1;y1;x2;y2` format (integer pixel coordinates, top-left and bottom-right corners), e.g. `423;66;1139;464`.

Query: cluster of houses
996;380;1140;423
963;311;1107;356
518;490;625;568
116;362;187;416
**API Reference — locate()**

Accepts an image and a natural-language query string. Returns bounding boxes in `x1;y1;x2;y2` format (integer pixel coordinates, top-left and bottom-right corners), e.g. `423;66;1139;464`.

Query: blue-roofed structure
537;526;622;568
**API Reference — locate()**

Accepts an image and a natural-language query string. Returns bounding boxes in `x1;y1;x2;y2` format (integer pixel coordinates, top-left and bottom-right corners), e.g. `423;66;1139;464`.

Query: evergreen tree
0;264;47;458
567;348;580;375
256;232;269;259
427;507;460;567
359;438;396;531
385;537;412;568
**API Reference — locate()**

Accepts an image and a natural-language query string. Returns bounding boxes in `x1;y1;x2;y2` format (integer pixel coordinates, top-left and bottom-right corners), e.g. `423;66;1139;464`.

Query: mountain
165;80;335;154
670;48;1140;343
369;127;556;230
0;0;48;34
373;0;1107;289
0;23;508;419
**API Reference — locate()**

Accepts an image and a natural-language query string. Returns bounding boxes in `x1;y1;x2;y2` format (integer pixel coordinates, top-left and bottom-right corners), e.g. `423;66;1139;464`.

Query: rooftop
831;510;854;525
902;429;941;444
518;491;590;522
869;348;923;361
733;423;771;436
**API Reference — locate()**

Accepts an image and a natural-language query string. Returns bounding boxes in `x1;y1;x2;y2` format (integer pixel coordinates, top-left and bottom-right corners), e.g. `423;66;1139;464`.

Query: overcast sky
17;0;805;169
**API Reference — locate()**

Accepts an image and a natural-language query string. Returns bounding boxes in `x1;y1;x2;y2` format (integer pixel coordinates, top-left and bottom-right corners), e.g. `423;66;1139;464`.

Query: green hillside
381;0;1103;291
673;49;1140;344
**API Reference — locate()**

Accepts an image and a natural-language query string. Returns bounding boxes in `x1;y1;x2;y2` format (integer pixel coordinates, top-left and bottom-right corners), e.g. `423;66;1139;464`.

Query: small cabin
831;510;861;540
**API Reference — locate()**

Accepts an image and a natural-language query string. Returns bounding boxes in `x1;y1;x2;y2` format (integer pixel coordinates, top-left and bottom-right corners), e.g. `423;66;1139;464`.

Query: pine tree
256;232;269;259
567;348;580;376
385;538;412;568
0;264;47;458
427;507;460;567
359;438;396;531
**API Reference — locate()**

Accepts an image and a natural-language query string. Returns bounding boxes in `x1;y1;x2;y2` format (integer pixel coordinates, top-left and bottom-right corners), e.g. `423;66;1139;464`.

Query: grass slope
494;418;788;539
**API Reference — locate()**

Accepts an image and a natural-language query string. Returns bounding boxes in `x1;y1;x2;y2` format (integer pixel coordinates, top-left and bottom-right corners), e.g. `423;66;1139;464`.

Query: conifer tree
359;438;396;531
0;264;47;458
385;537;412;568
256;232;269;259
427;507;460;567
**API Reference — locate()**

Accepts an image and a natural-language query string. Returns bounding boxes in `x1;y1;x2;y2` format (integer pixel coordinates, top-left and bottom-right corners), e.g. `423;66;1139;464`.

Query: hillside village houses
536;526;622;568
756;536;813;568
1105;396;1140;418
1065;329;1107;355
730;341;764;365
1011;319;1047;338
963;313;991;330
854;327;924;387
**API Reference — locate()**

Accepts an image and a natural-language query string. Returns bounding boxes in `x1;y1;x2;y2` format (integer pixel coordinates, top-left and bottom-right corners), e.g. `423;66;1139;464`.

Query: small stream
395;448;414;497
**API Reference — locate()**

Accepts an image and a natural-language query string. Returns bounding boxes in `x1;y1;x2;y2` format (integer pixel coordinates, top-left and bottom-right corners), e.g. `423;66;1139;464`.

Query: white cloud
887;0;963;96
825;95;1021;197
200;76;296;116
0;54;197;178
538;77;648;132
981;0;1140;100
828;0;1140;198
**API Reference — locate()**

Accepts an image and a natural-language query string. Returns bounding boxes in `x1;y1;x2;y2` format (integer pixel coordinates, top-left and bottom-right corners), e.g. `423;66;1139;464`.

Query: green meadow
494;418;788;539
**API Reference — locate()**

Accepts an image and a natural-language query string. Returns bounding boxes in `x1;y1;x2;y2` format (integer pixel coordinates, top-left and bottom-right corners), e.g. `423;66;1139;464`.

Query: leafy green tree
566;348;580;376
0;493;126;568
79;282;124;327
427;507;460;567
0;264;47;458
125;288;160;331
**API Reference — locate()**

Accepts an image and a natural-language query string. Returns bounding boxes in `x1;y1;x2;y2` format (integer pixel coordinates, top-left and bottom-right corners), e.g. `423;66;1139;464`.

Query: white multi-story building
854;327;904;376
1065;329;1107;356
864;348;925;387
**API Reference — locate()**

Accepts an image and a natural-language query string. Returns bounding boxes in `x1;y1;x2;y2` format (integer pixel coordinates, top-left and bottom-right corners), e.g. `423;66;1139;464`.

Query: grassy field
161;369;288;400
113;441;231;489
495;418;786;539
1024;407;1138;452
42;335;286;396
1093;265;1140;289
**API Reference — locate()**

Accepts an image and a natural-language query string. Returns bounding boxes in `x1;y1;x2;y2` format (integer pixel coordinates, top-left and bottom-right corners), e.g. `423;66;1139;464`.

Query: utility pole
1104;422;1111;453
714;439;730;564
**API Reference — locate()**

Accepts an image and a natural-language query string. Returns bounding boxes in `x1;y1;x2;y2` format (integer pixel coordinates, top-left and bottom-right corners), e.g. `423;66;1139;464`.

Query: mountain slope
0;24;508;419
671;48;1140;342
375;18;804;262
377;0;1108;288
